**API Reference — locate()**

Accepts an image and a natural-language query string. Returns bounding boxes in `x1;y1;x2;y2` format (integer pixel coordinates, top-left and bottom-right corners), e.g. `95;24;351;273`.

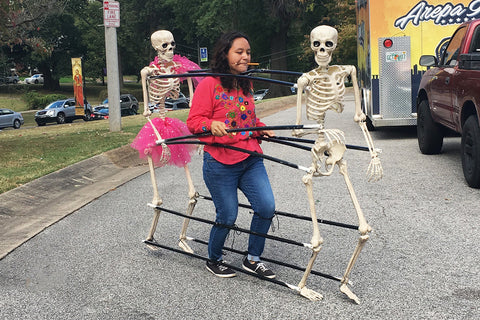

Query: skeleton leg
178;164;199;253
297;172;324;301
337;159;372;304
145;155;163;250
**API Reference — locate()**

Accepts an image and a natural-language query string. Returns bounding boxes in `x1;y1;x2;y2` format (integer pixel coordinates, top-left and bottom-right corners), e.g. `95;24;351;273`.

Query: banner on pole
71;58;84;116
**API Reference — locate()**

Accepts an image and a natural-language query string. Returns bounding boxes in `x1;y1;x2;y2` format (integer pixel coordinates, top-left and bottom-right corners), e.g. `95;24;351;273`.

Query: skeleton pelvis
311;131;346;176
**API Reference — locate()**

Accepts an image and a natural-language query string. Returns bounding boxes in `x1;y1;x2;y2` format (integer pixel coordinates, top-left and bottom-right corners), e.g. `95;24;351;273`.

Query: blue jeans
203;152;275;262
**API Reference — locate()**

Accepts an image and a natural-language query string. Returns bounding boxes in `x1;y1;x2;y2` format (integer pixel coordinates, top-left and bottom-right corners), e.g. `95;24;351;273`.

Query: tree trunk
269;22;292;98
39;64;60;91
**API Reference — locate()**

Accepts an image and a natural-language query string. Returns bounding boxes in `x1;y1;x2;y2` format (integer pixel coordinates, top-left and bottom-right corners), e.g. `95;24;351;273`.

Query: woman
187;31;276;278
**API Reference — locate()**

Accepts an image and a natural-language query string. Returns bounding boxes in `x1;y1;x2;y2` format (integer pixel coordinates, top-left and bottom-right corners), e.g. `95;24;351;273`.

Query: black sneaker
206;260;236;278
242;257;276;279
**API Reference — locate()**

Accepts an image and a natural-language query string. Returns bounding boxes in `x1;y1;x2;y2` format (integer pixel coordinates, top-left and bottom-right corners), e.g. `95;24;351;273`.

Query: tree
0;0;69;46
74;1;106;84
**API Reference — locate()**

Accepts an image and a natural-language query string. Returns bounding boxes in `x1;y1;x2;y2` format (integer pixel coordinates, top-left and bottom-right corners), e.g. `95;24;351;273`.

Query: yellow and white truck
356;0;480;128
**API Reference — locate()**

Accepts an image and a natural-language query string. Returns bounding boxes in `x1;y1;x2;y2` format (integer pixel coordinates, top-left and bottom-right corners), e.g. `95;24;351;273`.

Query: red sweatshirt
187;77;266;165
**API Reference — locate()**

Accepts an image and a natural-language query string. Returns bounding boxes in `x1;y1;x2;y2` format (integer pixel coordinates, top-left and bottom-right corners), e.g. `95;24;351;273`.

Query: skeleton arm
348;66;382;181
350;66;366;123
141;66;153;117
187;78;194;107
292;75;309;137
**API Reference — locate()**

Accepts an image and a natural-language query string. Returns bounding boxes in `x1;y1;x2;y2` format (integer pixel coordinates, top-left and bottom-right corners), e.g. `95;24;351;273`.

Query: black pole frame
150;72;296;87
197;194;359;230
145;204;348;283
143;239;304;290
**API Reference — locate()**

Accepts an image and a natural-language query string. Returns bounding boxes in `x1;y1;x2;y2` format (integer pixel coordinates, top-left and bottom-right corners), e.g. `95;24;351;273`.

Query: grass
0;109;189;194
0;79;283;194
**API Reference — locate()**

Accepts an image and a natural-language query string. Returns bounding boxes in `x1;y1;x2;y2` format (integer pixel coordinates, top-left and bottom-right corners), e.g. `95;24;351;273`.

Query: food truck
356;0;480;128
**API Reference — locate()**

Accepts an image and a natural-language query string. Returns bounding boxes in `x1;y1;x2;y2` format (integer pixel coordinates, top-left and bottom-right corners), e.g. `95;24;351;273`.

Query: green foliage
2;0;359;93
22;91;67;109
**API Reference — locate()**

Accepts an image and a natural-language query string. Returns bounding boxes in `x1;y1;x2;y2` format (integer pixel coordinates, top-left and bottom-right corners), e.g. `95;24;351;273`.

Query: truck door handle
445;77;450;85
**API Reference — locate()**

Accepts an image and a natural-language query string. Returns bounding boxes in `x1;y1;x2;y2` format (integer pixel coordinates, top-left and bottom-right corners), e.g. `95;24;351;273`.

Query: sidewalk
0;148;150;259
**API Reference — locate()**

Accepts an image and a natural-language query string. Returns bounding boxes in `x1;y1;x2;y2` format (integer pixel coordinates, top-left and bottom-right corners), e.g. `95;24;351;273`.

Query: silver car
34;98;80;126
0;108;24;129
25;74;44;84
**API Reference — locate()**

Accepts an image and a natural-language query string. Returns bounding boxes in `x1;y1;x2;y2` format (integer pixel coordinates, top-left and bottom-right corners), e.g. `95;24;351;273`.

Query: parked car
417;18;480;188
25;74;44;84
92;106;109;119
35;98;85;126
254;89;269;101
0;108;24;129
148;92;190;113
94;94;139;116
0;73;19;84
165;92;189;110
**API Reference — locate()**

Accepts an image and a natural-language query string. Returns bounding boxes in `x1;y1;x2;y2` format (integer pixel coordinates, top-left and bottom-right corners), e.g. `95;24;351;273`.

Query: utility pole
103;0;121;132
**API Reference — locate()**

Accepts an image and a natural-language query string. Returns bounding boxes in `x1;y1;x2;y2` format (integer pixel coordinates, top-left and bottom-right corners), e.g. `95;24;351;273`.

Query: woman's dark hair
210;31;252;96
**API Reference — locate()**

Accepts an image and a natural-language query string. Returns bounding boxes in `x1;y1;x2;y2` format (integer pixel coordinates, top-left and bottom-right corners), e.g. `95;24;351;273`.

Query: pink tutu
131;117;196;167
173;55;203;86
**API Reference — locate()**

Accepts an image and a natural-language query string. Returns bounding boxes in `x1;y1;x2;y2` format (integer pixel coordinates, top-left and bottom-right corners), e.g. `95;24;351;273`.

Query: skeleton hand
366;155;383;182
292;129;304;137
143;108;152;117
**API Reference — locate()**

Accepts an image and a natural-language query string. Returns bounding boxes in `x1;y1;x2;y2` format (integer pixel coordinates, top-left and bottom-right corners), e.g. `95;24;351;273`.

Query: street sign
103;1;120;28
200;47;208;62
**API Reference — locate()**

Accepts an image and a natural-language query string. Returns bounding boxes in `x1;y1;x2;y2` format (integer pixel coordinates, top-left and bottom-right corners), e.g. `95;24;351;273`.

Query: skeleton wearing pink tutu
131;30;201;253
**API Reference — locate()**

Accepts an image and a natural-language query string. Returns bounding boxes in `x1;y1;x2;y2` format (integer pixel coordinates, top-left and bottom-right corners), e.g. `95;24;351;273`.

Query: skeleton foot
340;283;360;304
145;237;160;251
299;287;323;301
178;239;194;253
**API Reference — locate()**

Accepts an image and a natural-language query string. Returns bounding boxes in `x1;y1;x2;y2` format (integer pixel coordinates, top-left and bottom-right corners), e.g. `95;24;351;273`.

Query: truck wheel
461;115;480;188
417;99;443;154
57;113;66;124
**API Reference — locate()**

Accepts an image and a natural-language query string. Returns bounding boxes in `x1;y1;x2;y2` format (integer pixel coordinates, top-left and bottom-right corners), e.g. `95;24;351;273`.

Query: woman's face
227;37;251;74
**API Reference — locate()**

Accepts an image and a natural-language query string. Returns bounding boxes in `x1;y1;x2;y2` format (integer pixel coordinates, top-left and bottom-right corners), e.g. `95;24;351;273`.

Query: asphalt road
1;93;479;319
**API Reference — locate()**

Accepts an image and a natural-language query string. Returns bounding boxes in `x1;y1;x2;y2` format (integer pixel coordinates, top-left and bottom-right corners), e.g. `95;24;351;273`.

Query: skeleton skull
310;26;338;68
151;30;176;62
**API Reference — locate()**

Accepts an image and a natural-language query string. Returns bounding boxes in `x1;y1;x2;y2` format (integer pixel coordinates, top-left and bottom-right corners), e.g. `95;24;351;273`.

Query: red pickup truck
417;19;480;188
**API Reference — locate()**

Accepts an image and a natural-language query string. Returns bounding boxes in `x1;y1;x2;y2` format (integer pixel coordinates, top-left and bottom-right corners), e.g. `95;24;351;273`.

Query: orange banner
71;58;84;116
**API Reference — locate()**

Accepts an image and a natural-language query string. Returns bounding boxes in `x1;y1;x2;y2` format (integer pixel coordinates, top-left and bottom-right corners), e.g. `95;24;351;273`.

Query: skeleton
292;26;383;303
141;30;198;253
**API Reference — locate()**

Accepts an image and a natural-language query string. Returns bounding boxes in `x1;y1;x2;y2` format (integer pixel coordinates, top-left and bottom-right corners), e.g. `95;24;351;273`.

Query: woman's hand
211;121;228;137
259;129;274;137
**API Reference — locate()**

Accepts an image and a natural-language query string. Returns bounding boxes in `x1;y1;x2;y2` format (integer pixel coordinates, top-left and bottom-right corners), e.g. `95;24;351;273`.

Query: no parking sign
103;1;120;28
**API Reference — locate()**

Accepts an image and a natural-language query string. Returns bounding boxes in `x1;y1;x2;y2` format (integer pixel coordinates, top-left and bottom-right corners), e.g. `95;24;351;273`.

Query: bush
22;91;67;110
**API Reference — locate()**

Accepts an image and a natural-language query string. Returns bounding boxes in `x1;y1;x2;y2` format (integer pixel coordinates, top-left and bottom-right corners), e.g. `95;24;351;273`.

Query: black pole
258;136;370;152
166;140;309;172
198;194;359;230
143;239;300;289
156;124;320;144
150;205;311;248
149;72;296;87
186;237;343;282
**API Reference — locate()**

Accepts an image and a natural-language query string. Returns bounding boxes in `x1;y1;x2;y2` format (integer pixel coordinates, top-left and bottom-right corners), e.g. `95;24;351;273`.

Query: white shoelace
255;262;268;272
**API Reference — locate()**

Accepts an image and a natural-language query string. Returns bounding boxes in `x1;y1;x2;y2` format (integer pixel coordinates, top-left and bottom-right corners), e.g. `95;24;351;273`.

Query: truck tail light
383;39;393;48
